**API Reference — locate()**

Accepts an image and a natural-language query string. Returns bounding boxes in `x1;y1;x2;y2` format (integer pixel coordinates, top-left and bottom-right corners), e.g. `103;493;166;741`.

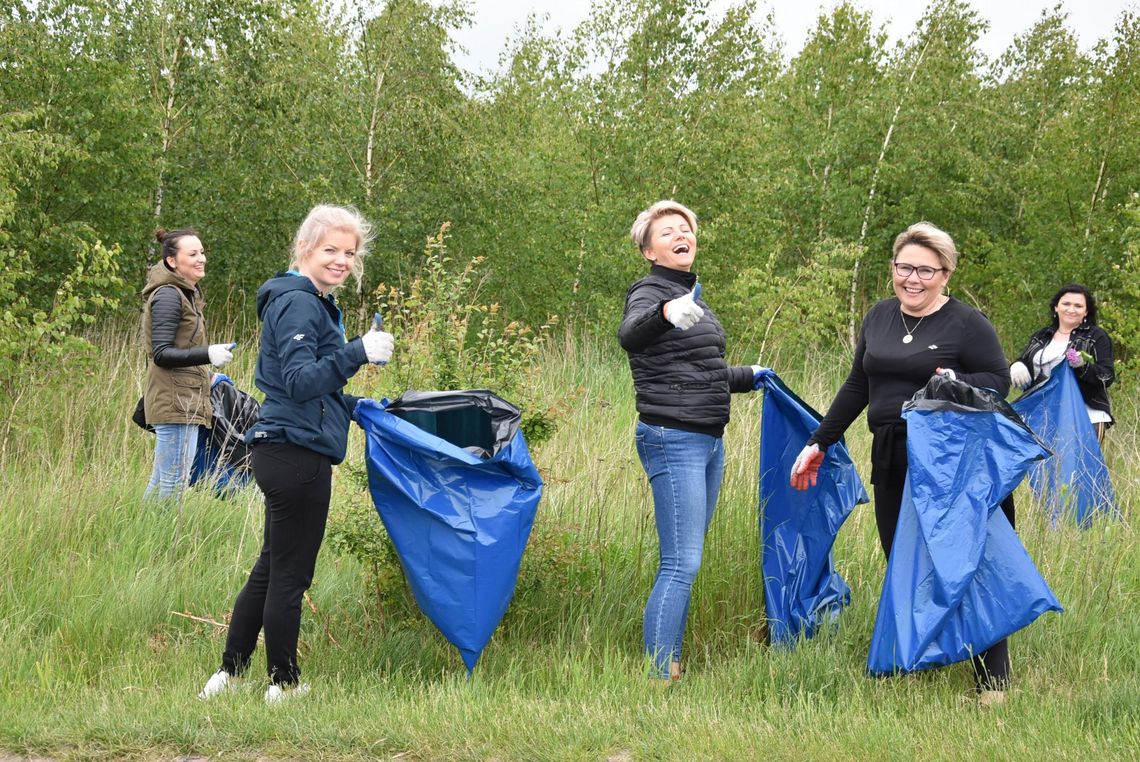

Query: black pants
872;426;1013;691
221;443;332;686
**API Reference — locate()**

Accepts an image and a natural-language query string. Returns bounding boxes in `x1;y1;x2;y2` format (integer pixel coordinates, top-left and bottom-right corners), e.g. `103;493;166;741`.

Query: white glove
208;343;236;367
790;443;824;490
1010;361;1030;389
361;329;394;364
935;367;956;381
663;288;704;330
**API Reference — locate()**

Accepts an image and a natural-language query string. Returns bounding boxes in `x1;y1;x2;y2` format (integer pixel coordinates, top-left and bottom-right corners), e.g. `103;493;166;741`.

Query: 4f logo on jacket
293;334;305;341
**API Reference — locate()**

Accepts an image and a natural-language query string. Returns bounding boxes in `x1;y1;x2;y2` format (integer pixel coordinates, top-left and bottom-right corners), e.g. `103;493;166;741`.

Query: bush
0;223;123;397
327;223;565;622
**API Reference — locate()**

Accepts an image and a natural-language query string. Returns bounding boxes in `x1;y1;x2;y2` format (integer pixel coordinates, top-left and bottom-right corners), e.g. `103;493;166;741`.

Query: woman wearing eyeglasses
790;222;1014;702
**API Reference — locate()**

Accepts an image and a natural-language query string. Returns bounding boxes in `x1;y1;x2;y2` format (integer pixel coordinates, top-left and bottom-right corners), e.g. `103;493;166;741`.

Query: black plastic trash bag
189;374;259;492
867;375;1062;675
356;390;543;672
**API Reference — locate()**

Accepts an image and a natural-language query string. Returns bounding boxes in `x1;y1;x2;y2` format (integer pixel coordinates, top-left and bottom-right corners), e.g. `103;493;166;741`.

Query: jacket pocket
670;381;711;392
171;367;205;389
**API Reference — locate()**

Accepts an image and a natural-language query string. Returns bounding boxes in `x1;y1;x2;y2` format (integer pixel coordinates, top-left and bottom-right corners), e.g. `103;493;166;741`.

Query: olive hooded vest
141;264;212;426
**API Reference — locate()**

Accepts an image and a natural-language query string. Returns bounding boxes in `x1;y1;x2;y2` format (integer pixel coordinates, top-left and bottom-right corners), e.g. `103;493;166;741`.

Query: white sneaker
198;669;235;700
264;682;310;704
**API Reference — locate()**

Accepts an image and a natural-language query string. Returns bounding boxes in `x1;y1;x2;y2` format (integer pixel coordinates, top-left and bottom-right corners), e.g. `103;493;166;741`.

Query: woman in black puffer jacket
618;199;759;684
1009;283;1115;442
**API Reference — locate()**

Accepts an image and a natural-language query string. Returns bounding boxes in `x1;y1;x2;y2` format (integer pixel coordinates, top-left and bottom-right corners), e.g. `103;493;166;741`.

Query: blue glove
751;365;771;391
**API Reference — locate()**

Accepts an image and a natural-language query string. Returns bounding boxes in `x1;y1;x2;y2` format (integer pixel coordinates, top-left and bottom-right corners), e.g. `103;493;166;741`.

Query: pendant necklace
900;310;926;344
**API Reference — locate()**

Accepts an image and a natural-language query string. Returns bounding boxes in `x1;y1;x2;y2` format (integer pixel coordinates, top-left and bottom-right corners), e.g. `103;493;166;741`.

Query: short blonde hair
290;204;373;284
892;221;958;272
630;200;698;253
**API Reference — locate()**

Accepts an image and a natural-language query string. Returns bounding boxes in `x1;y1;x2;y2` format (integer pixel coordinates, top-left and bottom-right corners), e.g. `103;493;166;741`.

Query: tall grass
0;326;1137;760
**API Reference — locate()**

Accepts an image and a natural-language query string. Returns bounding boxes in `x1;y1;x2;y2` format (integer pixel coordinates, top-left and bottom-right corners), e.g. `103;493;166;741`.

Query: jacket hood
141;262;199;298
255;272;319;319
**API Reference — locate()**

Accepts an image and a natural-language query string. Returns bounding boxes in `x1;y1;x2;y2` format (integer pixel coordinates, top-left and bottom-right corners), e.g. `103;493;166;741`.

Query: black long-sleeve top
149;286;210;367
810;297;1011;448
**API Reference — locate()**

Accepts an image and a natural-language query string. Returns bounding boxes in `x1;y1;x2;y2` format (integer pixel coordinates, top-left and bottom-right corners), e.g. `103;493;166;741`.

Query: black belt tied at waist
870;421;908;485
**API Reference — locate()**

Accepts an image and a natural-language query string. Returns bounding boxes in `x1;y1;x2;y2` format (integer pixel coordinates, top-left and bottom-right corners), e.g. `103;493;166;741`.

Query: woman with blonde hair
619;199;761;683
199;205;394;703
791;222;1016;702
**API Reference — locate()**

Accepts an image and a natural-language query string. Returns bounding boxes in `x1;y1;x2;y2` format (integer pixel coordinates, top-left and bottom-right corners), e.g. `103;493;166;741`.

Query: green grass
1;329;1137;760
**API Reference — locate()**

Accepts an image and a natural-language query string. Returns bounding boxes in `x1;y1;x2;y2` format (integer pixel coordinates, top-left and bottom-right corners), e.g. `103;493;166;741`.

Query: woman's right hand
790;443;824;490
663;285;704;330
1009;361;1030;389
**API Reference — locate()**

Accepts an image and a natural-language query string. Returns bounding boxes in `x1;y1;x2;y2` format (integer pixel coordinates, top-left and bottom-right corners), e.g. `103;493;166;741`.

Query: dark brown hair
155;227;200;270
1049;283;1098;327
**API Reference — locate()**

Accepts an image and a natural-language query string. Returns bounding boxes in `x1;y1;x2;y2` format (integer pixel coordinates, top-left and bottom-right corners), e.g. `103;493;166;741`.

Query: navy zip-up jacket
246;273;368;464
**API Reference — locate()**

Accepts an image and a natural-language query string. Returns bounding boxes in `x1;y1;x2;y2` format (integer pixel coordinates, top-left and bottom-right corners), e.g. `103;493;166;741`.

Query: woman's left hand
208;342;237;367
935;367;956;380
1065;347;1088;368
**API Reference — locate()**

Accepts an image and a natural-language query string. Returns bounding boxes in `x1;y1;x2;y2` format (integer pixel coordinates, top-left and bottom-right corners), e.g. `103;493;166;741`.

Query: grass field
1;329;1137;760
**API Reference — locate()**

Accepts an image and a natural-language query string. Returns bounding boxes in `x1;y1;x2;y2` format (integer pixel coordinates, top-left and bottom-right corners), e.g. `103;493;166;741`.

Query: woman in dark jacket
618;200;759;684
1009;284;1114;442
790;222;1015;704
198;205;394;703
141;228;236;500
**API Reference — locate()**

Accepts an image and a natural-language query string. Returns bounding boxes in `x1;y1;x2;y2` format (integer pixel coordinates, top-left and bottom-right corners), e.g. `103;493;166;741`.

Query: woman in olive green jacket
141;228;236;500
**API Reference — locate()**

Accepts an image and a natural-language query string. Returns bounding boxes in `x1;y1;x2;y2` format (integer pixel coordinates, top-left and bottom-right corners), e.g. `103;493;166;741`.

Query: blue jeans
145;423;200;500
635;421;725;678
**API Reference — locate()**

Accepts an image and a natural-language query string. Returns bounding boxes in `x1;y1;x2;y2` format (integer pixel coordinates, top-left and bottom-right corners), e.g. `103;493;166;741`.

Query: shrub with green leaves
721;237;868;363
327;223;564;620
355;222;562;446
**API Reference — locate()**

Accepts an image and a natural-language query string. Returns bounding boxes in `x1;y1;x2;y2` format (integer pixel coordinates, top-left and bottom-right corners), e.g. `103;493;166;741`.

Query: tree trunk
151;33;186;255
847;37;931;347
365;67;387;203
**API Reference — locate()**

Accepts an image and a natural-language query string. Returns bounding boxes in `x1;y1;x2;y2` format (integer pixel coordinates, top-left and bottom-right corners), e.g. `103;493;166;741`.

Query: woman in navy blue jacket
199;205;394;703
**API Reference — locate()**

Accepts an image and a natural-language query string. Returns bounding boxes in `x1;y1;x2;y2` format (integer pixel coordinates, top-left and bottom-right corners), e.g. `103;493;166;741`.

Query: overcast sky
448;0;1137;75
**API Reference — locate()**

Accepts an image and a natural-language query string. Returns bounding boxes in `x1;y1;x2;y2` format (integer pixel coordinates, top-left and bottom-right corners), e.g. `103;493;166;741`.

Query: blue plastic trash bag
755;369;868;646
189;373;259;493
1011;363;1116;526
867;375;1062;676
355;390;543;672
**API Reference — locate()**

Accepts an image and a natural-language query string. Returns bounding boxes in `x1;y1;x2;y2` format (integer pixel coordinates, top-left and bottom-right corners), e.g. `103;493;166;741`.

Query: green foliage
2;331;1139;758
4;0;1140;357
324;462;421;627
500;521;604;633
0;111;124;391
722;237;868;362
360;223;562;445
1103;191;1140;371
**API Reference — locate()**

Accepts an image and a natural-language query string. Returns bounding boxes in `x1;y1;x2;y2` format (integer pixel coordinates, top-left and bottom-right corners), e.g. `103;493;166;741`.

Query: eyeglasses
893;262;945;281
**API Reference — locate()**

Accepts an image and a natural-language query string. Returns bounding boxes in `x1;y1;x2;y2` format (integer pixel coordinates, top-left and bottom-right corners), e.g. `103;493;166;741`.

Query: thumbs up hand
663;284;704;330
